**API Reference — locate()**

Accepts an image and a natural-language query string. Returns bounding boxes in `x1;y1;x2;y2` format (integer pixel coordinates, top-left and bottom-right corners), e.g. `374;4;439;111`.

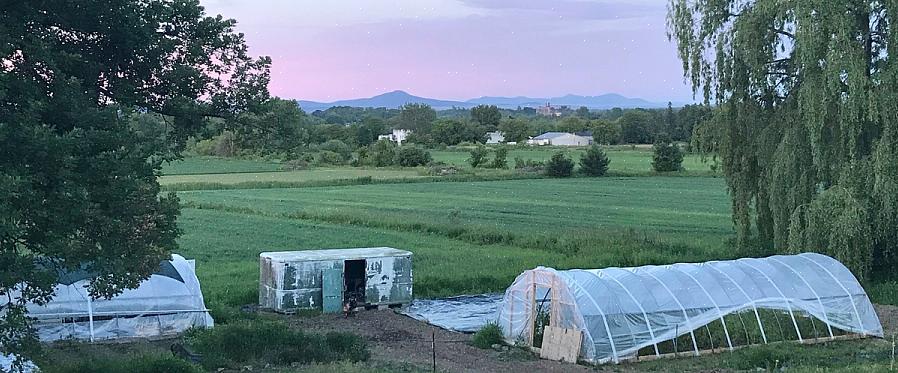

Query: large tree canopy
669;0;897;279
0;0;269;365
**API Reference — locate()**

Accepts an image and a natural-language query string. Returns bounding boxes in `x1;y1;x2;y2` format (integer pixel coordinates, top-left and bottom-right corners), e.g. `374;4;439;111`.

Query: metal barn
259;247;413;313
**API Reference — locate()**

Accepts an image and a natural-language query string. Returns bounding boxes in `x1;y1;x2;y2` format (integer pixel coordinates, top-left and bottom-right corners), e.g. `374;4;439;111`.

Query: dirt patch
875;304;898;336
283;310;595;373
272;304;898;372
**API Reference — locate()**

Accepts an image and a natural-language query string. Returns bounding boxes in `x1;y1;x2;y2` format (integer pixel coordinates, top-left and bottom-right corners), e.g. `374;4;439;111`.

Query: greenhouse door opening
344;259;366;307
532;286;553;348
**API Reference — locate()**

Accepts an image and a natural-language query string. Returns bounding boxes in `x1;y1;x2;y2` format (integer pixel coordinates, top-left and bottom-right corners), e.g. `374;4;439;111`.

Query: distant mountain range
296;90;670;112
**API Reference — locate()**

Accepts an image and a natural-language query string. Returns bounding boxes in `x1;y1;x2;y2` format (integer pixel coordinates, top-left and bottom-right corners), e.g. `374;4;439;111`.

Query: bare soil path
284;310;593;373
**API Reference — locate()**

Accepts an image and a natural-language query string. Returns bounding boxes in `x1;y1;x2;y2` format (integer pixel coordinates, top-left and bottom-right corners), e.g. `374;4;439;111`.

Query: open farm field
176;177;741;312
162;157;285;175
178;177;733;246
159;168;425;186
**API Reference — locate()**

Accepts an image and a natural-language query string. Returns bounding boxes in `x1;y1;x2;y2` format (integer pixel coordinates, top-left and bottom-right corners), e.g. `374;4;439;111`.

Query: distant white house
527;132;592;146
485;131;505;144
378;129;412;145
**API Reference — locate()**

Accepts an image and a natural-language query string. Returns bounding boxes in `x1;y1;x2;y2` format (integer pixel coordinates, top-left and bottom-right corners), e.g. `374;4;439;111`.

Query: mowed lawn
159;168;424;185
430;147;714;174
161;156;284;175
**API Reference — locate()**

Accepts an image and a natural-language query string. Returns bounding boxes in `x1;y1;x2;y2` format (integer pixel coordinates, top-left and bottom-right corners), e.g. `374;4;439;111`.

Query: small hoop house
497;253;883;364
21;254;213;342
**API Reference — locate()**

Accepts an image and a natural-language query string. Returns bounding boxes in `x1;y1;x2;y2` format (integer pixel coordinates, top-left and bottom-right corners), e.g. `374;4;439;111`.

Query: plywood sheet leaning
539;326;582;363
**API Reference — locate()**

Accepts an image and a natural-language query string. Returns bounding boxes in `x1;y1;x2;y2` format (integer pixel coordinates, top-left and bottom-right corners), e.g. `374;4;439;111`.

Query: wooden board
539;326;582;363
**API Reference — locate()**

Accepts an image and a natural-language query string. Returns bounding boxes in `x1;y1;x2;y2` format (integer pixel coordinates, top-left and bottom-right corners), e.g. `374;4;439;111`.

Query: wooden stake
432;331;436;372
890;334;894;371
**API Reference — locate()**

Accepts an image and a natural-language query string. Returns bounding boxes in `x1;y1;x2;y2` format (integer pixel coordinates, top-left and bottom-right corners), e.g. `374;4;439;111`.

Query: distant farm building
378;129;411;145
528;132;593;146
14;254;213;342
259;247;413;314
486;131;505;144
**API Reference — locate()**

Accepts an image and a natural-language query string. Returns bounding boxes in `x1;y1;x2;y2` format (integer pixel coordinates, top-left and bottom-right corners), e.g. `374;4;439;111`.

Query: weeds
183;320;369;370
472;323;505;349
43;355;202;373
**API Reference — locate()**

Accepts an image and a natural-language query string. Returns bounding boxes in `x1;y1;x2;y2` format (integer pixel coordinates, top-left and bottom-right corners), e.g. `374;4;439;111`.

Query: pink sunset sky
201;0;695;103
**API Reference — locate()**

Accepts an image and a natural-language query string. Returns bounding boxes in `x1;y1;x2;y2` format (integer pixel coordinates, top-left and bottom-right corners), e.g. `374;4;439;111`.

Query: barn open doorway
343;259;367;308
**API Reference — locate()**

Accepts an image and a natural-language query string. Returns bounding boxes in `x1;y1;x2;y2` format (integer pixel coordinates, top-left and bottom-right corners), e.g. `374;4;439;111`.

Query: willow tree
668;0;897;279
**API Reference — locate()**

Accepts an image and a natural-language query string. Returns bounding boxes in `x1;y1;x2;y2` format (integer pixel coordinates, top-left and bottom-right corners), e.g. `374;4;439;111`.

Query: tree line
169;99;713;163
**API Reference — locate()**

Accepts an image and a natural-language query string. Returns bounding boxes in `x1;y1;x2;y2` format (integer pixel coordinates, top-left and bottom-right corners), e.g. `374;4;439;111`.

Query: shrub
471;322;504;349
366;139;398;167
184;320;369;370
316;150;347;166
282;156;312;171
318;139;352;161
395;146;432;167
579;145;611;176
468;146;489;168
191;131;238;157
513;157;545;173
489;146;508;169
545;152;574;177
652;135;684;172
47;355;202;373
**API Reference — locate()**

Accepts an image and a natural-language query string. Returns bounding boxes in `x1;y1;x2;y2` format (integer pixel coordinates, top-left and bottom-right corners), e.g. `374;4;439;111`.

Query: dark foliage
579;145;611;176
652;135;684;172
396;146;432;167
545;152;574;177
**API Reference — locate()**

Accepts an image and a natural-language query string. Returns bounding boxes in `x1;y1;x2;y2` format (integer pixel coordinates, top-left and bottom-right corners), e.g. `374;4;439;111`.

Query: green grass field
179;177;732;245
161;157;284;175
173;177;739;314
159;168;424;185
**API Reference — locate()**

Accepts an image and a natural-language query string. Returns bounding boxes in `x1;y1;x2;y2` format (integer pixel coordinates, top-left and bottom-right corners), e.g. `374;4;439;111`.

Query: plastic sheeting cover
403;294;503;332
497;253;884;364
9;254;214;342
0;353;37;373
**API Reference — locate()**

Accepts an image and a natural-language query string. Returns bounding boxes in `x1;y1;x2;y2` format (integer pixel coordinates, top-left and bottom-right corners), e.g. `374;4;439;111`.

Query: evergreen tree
579;145;611;176
652;135;684;172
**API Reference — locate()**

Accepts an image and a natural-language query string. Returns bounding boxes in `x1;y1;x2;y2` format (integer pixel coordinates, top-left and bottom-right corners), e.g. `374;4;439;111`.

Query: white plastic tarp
497;253;883;364
0;353;37;373
403;294;503;332
15;254;213;342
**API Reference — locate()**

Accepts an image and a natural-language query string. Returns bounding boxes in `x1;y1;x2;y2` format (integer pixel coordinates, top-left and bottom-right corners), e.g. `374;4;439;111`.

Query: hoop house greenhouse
14;254;213;342
497;253;883;364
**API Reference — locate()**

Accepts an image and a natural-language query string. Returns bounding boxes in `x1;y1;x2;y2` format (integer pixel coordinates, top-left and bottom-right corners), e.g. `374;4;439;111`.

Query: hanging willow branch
667;0;898;279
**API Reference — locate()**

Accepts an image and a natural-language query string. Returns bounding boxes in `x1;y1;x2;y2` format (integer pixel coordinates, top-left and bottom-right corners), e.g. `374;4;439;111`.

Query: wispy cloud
200;0;692;103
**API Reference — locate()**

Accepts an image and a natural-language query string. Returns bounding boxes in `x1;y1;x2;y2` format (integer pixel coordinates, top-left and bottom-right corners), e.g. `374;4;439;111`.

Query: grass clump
183;320;369;370
44;355;201;373
472;322;505;349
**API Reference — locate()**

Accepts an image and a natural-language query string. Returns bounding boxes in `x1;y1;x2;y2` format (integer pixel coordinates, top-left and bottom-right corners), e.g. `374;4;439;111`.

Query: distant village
378;102;594;147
